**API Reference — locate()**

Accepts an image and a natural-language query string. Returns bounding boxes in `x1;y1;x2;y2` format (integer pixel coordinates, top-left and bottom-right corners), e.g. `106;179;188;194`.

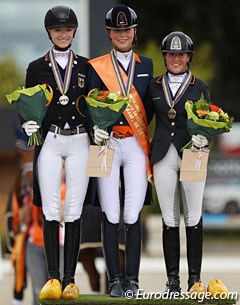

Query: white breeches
153;144;206;227
37;132;90;222
97;136;148;224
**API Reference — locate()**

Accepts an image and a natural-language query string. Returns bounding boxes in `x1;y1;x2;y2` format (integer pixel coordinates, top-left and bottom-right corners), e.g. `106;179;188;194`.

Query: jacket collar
44;51;78;62
156;73;196;85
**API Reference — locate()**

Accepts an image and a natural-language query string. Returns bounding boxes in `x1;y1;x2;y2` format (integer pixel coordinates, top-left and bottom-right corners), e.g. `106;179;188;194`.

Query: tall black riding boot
101;213;124;297
62;218;81;290
162;221;181;293
186;218;203;291
125;216;141;297
42;214;60;281
39;215;62;300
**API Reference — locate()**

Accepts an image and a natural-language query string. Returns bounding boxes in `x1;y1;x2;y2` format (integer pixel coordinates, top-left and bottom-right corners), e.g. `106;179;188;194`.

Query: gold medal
168;108;176;119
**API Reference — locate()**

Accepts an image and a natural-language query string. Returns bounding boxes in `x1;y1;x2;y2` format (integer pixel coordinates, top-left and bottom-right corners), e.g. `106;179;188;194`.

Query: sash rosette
182;95;234;151
85;89;129;173
6;84;53;146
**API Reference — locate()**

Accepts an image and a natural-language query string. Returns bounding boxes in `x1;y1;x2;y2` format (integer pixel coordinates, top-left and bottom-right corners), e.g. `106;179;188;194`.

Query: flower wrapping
6;84;53;146
185;100;233;138
85;89;129;130
182;96;233;150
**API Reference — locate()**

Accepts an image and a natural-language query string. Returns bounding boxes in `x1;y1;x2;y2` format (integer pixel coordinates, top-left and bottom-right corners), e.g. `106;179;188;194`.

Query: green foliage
135;40;165;77
194;94;210;112
0;57;24;107
190;42;214;84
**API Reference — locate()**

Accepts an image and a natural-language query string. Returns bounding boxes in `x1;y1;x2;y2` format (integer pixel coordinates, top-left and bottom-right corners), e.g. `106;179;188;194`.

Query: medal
168;108;176;119
49;48;74;106
59;95;69;105
162;71;192;119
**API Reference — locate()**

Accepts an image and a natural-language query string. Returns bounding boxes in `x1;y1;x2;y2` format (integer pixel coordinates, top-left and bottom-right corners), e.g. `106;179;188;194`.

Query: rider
148;31;210;293
22;6;90;299
88;4;153;297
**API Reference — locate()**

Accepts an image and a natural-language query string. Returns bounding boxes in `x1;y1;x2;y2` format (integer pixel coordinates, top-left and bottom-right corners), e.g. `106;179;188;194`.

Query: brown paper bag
86;145;114;177
180;149;209;182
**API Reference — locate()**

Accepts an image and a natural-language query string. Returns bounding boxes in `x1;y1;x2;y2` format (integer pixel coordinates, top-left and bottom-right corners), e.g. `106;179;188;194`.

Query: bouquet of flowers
6;84;53;146
182;95;234;150
85;88;129;131
85;89;129;176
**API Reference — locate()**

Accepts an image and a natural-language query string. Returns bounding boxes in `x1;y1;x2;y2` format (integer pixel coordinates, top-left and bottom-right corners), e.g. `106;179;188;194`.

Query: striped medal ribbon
162;71;192;119
49;48;74;105
110;49;136;96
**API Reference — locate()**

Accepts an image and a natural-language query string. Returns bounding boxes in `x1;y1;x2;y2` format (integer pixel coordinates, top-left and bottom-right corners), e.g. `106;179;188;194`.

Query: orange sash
89;54;152;181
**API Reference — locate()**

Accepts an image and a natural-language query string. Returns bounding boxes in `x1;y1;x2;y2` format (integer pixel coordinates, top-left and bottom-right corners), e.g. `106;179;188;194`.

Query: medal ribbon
49;48;74;95
110;49;136;96
162;71;192;109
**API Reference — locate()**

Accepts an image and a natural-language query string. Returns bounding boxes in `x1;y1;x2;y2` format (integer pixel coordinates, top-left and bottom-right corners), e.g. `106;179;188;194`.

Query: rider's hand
93;126;109;145
22;120;40;136
191;134;208;148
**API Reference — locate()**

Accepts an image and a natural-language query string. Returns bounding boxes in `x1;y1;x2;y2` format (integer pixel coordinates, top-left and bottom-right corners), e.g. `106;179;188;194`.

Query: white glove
22;120;40;137
192;134;208;148
93;126;109;145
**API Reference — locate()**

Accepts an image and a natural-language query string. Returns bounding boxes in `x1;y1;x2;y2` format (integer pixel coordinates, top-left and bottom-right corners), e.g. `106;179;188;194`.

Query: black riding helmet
44;6;78;49
161;31;194;61
44;6;78;29
105;4;137;30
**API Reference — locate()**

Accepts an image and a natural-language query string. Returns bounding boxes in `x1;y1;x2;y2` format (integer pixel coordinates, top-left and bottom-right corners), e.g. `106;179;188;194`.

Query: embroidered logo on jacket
78;73;86;88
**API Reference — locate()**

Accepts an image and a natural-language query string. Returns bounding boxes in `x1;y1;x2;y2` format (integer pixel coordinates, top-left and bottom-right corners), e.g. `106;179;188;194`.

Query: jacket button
72;116;75;120
72;101;75;105
58;116;61;120
171;122;175;126
171;132;174;136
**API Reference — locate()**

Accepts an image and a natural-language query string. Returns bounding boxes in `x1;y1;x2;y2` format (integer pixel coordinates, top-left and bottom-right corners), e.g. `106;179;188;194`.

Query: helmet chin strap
168;70;188;76
53;44;72;51
114;46;132;53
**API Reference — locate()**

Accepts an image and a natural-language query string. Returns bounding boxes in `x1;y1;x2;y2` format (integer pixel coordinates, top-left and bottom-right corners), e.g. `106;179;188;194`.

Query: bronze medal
168;108;176;119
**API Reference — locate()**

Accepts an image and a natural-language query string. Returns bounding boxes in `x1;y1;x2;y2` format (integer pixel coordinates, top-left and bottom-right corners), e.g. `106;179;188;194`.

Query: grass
38;294;237;305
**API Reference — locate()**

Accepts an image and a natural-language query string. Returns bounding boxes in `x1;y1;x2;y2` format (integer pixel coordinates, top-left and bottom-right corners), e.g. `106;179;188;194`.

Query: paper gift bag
180;149;209;182
86;145;114;177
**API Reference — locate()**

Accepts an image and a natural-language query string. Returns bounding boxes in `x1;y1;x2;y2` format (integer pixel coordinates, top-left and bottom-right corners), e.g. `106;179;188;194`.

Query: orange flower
102;90;110;95
97;95;106;100
196;109;208;117
97;90;110;101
